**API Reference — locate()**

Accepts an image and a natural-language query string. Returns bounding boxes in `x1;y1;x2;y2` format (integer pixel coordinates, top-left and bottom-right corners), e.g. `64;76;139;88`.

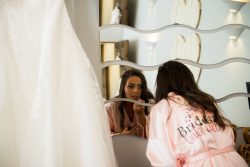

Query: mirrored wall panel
100;0;250;127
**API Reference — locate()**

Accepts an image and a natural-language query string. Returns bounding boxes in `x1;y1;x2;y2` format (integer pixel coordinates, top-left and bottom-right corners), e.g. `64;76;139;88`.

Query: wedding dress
0;0;117;167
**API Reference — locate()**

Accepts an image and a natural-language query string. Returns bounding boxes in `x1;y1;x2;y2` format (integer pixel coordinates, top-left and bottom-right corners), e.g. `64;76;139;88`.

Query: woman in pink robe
105;69;154;138
146;61;248;167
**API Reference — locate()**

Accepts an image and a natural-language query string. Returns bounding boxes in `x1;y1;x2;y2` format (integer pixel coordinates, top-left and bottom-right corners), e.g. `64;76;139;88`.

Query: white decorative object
148;0;158;6
146;41;157;50
109;4;121;24
171;33;201;82
172;0;201;28
223;0;250;14
225;24;245;40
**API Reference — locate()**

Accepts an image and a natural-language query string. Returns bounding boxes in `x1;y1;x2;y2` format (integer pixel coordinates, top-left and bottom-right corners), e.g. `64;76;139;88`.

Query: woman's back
147;95;248;167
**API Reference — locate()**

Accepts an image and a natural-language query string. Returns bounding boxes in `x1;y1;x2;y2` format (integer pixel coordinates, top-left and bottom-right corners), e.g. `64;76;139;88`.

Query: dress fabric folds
0;0;117;167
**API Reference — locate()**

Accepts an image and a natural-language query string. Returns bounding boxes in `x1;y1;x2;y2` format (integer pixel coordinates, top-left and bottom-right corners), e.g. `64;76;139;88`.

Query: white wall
65;0;101;83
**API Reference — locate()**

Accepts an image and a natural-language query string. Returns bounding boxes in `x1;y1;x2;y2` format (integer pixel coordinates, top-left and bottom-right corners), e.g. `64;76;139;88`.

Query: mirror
101;27;202;98
100;0;250;127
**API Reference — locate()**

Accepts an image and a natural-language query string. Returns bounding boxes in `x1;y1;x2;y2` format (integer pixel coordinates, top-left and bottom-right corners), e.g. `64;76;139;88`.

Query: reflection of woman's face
124;76;142;100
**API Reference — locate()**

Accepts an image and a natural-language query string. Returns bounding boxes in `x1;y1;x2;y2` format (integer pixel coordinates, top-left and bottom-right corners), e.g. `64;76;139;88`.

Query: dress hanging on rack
0;0;117;167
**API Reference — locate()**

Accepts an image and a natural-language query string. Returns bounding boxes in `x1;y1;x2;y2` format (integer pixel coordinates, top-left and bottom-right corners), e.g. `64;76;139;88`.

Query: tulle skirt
0;0;117;166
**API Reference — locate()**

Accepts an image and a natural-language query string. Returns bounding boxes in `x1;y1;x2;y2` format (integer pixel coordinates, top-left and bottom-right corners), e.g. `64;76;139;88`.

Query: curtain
0;0;117;166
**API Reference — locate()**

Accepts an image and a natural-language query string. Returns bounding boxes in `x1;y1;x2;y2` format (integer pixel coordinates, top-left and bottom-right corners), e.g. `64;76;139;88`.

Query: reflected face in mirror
104;70;154;138
124;76;142;100
119;69;152;102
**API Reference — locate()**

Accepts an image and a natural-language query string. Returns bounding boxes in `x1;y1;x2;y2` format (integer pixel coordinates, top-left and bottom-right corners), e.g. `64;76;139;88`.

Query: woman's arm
104;103;116;133
133;99;147;138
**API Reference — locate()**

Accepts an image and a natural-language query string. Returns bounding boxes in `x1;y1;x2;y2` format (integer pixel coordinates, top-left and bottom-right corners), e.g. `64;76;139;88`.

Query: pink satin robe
146;96;248;167
104;101;149;138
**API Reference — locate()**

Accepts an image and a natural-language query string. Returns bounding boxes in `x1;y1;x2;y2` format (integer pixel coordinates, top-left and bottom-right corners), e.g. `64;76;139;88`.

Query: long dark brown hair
155;61;230;130
118;69;154;129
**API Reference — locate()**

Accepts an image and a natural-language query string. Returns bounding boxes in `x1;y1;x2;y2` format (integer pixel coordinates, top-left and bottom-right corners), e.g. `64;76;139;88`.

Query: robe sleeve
104;103;116;133
146;100;176;167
